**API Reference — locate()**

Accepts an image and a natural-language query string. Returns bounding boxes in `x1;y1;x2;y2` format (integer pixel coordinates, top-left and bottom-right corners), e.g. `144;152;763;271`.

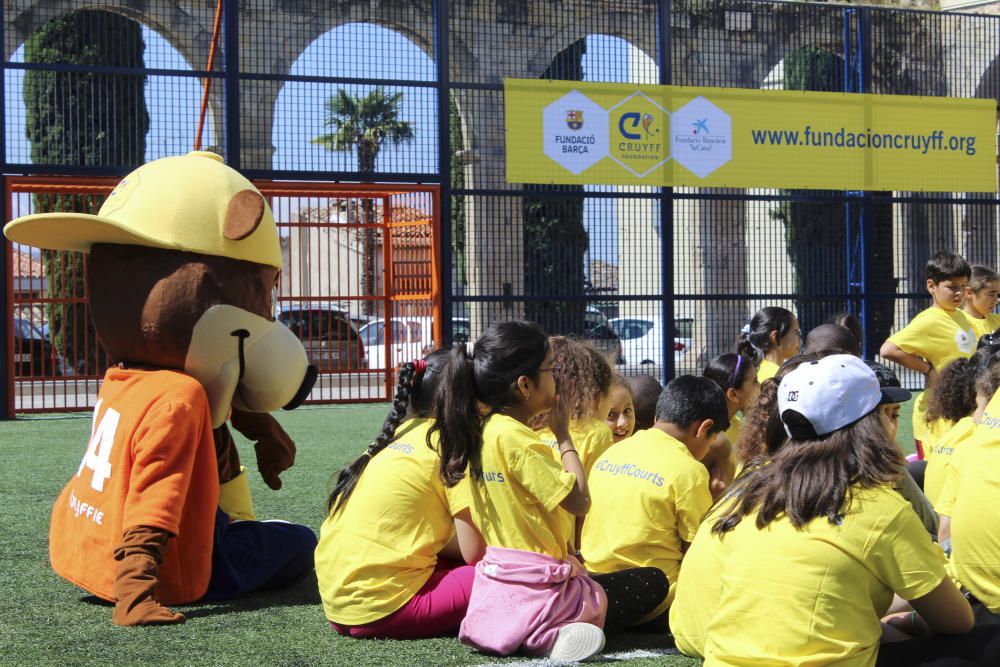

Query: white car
609;317;693;370
358;317;471;370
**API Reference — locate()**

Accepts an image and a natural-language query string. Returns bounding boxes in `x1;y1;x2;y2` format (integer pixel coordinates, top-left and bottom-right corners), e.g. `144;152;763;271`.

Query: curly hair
925;357;978;425
529;336;605;430
733;352;825;464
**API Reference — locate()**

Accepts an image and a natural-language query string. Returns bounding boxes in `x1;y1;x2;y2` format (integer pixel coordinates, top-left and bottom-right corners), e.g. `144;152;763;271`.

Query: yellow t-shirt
922;418;955;460
581;428;712;587
468;413;577;559
537;417;615;475
315;418;472;625
725;413;743;469
924;416;975;509
725;413;743;446
538;417;615;549
674;484;946;664
968;311;1000;340
757;358;779;383
950;395;1000;612
888;306;975;441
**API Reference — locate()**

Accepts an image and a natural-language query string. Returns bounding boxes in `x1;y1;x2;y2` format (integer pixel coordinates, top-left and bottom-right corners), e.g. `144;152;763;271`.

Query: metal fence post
436;0;453;347
859;7;876;358
1;176;10;419
659;0;675;384
224;0;240;170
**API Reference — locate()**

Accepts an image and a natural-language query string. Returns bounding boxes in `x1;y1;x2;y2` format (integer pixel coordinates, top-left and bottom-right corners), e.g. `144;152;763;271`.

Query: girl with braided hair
315;349;485;639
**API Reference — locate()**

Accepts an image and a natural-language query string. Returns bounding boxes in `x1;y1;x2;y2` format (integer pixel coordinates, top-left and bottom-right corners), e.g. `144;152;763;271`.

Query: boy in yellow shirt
881;250;975;455
581;375;729;626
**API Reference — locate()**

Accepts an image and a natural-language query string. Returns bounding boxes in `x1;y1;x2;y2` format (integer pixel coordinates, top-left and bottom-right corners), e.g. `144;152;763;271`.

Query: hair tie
363;443;377;458
413;359;427;377
741;323;752;335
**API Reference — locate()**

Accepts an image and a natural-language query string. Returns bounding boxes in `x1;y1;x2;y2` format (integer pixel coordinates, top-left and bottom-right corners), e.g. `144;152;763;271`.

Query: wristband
559;448;578;458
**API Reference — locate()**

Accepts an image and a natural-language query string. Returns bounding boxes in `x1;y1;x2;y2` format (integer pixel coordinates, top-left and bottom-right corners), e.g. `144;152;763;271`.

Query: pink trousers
330;560;475;639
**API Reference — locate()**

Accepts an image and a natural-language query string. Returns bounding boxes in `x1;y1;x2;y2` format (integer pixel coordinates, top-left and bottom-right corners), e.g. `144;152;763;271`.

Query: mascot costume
4;151;319;625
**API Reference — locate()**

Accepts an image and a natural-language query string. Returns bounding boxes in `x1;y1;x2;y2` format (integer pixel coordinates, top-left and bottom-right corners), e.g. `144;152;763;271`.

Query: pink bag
459;545;607;656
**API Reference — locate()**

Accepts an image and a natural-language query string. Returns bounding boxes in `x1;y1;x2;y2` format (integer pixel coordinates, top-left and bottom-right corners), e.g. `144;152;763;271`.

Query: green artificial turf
0;404;701;666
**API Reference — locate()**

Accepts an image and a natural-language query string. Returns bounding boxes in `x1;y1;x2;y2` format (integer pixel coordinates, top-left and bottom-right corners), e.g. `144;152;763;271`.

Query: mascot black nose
283;365;318;411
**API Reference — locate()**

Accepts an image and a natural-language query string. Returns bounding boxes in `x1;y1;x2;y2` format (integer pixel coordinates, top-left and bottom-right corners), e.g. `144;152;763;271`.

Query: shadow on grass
79;571;322;618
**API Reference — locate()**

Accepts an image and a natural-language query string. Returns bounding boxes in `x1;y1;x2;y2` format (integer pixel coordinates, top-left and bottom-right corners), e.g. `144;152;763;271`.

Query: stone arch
5;4;219;162
271;21;437;173
959;54;1000;269
5;1;210;69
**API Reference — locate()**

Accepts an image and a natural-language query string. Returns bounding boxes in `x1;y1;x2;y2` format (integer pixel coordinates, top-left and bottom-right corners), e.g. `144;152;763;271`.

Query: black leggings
590;567;669;635
875;625;1000;667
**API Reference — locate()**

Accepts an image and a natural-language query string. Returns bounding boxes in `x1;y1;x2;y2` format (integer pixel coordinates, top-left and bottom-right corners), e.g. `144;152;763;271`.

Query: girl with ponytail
437;320;669;662
315;349;485;640
736;306;800;382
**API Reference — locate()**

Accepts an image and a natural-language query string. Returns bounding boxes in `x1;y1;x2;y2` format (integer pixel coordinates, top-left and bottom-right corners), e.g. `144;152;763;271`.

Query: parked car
12;318;66;377
609;317;693;370
277;303;365;371
583;307;625;366
359;316;471;370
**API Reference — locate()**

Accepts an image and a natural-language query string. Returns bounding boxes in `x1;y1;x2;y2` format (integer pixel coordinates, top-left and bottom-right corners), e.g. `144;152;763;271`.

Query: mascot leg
218;467;256;521
202;509;318;602
113;526;186;626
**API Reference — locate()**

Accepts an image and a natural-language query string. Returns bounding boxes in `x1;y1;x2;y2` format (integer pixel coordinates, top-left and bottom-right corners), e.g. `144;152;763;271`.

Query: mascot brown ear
224;190;266;241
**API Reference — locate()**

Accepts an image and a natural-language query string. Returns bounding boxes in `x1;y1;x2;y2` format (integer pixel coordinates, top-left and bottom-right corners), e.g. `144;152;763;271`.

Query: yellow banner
504;79;997;192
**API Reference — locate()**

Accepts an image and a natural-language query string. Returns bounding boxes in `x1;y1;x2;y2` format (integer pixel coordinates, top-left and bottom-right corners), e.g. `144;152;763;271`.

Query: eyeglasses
537;362;562;373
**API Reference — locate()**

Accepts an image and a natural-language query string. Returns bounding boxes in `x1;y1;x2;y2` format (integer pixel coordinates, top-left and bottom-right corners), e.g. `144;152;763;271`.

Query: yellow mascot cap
3;151;282;269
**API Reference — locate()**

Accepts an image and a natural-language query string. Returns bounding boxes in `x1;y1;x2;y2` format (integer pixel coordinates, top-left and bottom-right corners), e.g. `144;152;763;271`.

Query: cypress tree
23;10;148;374
523;38;589;335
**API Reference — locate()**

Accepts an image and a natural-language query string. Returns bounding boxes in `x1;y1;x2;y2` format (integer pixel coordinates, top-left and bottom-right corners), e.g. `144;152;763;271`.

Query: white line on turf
476;647;681;666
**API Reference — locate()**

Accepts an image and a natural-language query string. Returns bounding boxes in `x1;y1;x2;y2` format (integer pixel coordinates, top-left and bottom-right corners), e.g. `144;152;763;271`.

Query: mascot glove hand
232;410;296;490
112;552;186;626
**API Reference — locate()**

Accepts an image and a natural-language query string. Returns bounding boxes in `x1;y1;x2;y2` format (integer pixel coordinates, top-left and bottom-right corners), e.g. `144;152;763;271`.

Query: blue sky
4;25;658;264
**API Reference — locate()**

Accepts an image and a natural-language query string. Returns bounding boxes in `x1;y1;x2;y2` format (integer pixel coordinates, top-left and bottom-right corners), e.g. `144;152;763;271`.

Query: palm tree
312;88;414;314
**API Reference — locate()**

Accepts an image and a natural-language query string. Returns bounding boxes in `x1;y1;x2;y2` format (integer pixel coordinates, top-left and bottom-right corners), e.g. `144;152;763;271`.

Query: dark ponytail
429;320;551;485
326;360;425;514
430;345;484;487
737;306;796;362
704;352;753;392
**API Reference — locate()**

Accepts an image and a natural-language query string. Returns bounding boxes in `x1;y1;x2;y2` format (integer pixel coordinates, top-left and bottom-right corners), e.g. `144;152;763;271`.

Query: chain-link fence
3;1;999;416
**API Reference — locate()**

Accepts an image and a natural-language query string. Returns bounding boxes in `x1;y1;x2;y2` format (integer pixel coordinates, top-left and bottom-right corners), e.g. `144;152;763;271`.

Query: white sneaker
547;622;606;662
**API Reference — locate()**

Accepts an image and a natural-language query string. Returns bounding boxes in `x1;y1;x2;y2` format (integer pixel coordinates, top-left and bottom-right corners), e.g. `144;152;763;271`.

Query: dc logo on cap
787;391;799;402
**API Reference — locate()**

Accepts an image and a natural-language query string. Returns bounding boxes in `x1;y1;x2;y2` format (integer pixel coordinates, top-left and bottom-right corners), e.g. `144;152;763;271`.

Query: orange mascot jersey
49;367;219;605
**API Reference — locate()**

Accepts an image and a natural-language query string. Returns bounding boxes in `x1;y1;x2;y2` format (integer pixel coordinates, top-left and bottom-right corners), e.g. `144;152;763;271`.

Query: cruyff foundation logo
609;92;670;177
541;90;733;178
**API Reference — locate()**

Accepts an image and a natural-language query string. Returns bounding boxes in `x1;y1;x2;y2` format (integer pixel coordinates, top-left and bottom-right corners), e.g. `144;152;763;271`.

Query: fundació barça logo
542;91;732;178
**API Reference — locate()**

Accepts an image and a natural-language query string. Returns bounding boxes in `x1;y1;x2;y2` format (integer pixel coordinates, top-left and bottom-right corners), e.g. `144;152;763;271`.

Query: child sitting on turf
963;264;1000;340
936;362;1000;554
737;306;800;382
531;337;615;554
922;356;981;508
604;374;636;443
702;352;759;485
315;350;485;639
866;360;939;537
626;374;663;432
433;320;669;661
532;338;615;475
580;375;729;627
881;250;976;458
673;355;987;665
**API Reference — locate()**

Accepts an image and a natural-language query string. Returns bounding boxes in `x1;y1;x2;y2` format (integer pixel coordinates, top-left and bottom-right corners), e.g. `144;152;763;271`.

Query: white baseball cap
777;354;911;439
